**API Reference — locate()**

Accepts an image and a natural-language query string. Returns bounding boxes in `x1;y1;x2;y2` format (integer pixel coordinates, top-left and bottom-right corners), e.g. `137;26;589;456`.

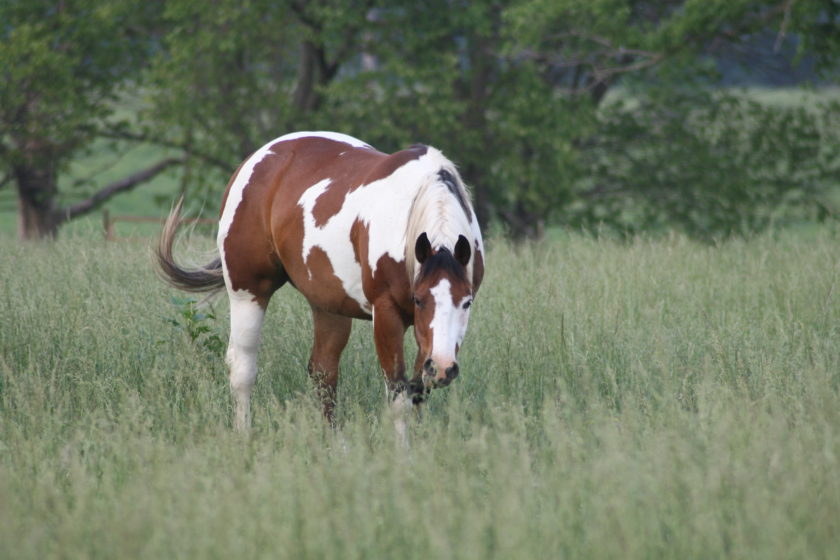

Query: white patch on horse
296;150;460;311
275;130;373;149
225;290;265;432
429;279;471;367
298;178;365;300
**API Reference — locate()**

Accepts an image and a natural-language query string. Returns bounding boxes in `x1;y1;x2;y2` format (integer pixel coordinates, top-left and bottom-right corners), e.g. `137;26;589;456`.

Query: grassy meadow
1;227;839;559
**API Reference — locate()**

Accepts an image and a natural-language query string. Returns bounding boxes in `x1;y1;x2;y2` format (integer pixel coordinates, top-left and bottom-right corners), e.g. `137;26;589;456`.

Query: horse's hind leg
221;249;286;431
308;307;352;423
226;291;267;432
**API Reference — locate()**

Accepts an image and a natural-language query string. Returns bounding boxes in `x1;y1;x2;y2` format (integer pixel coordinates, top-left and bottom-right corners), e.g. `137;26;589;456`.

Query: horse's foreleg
410;350;430;406
372;301;411;445
308;307;352;423
226;293;266;432
372;301;409;389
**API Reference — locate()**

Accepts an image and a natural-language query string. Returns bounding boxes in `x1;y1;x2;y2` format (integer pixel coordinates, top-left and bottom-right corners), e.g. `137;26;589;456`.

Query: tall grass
1;229;839;558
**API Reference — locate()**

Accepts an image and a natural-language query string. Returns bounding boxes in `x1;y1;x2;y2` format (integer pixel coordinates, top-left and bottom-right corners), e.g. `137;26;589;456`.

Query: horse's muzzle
423;359;459;388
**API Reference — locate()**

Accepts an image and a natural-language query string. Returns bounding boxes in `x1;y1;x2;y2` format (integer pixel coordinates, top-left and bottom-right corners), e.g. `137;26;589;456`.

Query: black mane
437;169;470;216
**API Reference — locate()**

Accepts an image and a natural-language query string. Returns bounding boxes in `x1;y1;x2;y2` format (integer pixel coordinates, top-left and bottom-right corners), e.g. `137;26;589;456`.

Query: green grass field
1;228;838;558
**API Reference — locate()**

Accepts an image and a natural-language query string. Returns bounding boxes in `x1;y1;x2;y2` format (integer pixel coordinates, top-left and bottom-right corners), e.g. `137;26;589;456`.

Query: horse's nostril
445;363;459;380
423;358;434;373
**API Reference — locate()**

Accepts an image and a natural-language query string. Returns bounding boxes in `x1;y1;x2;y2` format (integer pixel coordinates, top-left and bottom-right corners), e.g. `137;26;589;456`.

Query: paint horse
157;131;484;431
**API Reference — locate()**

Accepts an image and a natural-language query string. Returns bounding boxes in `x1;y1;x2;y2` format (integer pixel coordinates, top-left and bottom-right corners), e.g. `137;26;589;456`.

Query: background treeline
2;0;840;240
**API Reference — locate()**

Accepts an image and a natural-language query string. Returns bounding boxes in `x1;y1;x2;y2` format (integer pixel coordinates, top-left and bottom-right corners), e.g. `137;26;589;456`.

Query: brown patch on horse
372;295;410;390
351;219;412;321
347;220;414;387
373;254;414;320
220;137;367;314
222;152;293;307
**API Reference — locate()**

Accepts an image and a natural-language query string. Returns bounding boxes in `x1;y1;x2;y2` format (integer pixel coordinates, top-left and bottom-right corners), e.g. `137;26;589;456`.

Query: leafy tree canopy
2;0;839;240
1;0;172;238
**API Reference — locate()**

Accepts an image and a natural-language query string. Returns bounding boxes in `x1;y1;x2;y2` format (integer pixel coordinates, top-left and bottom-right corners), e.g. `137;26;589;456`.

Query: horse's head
412;232;474;389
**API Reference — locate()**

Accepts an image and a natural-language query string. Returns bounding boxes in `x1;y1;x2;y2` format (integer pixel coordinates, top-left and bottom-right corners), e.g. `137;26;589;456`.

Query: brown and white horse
157;131;484;431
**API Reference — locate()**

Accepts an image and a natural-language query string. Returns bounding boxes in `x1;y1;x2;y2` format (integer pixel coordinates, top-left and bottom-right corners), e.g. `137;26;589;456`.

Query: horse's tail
155;197;226;294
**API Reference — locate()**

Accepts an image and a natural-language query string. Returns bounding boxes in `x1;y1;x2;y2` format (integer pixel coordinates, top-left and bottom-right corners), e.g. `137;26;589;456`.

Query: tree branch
774;0;795;52
58;157;182;224
550;31;662;59
97;128;231;171
290;1;321;31
517;1;791;101
593;53;665;82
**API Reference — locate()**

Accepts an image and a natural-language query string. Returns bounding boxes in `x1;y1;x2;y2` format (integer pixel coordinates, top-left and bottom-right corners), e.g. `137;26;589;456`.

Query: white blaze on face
428;279;471;368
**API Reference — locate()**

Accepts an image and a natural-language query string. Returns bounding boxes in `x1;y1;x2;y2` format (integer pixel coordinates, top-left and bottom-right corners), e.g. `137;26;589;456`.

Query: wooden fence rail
102;209;215;241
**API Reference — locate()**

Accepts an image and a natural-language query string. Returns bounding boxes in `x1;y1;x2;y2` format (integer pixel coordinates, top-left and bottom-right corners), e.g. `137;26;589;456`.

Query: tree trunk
293;40;320;114
502;203;545;241
465;161;492;234
460;25;496;236
12;156;180;240
14;164;59;240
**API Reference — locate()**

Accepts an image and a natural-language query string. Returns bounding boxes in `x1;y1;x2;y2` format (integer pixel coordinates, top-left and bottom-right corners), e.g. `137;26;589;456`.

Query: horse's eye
412;296;424;309
463;299;472;310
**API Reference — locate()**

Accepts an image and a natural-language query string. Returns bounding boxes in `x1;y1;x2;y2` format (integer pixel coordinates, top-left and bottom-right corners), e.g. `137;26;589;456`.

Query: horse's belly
299;256;371;319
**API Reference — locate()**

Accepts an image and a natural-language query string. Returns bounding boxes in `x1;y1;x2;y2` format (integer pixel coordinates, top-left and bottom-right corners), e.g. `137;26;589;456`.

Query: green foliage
2;0;840;239
794;0;840;74
142;0;379;196
141;0;840;239
2;232;840;557
577;88;840;239
345;2;595;236
145;0;298;164
502;0;840;238
0;0;157;168
0;0;166;238
163;296;225;358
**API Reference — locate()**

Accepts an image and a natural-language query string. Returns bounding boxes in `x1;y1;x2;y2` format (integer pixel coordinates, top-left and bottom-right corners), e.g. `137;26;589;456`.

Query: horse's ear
415;232;432;264
454;234;471;267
